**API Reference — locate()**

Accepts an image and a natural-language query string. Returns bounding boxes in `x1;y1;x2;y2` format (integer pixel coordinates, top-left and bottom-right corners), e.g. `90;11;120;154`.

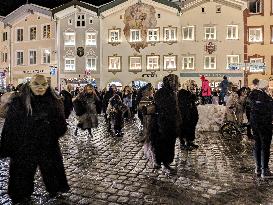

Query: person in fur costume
0;75;69;204
74;84;100;137
106;94;128;136
178;80;199;150
154;74;181;174
60;84;73;119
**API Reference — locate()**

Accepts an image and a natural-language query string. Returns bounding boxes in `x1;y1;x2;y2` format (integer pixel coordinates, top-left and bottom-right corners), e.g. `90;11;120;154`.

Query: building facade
2;4;57;87
180;0;247;89
244;0;273;86
53;1;101;90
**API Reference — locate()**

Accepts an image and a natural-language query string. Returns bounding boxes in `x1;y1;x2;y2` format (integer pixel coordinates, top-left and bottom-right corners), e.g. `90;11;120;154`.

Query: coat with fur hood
0;86;67;158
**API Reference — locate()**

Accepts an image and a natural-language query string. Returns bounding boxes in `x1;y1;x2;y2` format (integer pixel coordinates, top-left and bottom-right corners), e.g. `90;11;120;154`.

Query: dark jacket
0;89;67;158
219;79;229;94
60;90;73;119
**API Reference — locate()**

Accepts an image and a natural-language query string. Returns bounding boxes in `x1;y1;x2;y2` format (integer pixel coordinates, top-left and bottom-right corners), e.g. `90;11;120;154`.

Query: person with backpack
248;79;273;179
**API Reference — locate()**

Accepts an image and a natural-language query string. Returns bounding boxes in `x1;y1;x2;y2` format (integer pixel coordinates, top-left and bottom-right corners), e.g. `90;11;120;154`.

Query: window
147;29;159;42
109;29;120;42
182;26;194;40
227;25;238;39
16;51;23;65
86;57;96;71
226;55;239;69
249;0;261;14
64;32;75;46
164;56;177;71
29;27;37;40
204;56;216;69
216;5;221;13
68;19;72;25
130;29;141;42
2;52;7;62
129;56;142;71
86;32;96;46
65;58;75;71
43;25;51;39
248;27;263;42
89;18;93;24
76;14;85;27
2;32;7;41
249;57;264;72
164;27;177;41
42;49;50;64
182;56;195;70
204;27;216;40
29;50;37;65
202;7;205;13
16;29;23;41
108;56;121;71
147;56;160;71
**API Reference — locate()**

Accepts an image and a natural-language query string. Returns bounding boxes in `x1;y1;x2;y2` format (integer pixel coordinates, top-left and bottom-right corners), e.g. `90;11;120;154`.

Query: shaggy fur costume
178;89;199;143
153;74;180;166
0;85;69;203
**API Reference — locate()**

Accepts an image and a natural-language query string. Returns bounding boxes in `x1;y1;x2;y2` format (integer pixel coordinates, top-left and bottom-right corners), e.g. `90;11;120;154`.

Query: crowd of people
0;73;273;204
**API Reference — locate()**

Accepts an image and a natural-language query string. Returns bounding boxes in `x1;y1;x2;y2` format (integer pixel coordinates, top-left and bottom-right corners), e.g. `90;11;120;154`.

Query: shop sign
228;63;266;72
180;73;243;78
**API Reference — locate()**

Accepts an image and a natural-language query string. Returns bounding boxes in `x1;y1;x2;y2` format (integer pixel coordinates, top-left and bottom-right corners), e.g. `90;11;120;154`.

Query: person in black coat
0;74;69;204
60;84;73;119
154;74;180;174
178;81;199;150
248;79;273;178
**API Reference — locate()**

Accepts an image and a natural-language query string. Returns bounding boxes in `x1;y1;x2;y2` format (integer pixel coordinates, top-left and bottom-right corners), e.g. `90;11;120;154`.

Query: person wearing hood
0;75;69;204
219;75;229;105
153;74;181;174
200;75;212;104
247;79;273;179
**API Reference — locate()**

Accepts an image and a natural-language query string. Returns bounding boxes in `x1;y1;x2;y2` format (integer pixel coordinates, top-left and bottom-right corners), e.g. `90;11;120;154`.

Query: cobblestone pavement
1;114;273;205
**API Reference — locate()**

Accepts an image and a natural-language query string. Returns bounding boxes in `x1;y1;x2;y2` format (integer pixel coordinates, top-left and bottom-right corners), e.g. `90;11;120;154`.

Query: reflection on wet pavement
0;114;273;204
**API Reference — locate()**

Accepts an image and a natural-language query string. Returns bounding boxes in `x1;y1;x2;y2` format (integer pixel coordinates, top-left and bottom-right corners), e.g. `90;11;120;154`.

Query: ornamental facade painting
123;3;157;52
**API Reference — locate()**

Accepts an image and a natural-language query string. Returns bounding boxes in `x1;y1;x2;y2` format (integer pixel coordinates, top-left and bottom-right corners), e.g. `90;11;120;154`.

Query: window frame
16;50;24;65
2;32;7;41
108;56;122;72
226;55;239;70
204;26;216;40
64;57;76;71
248;26;263;43
86;57;97;71
16;28;24;42
129;56;142;72
204;55;216;70
182;26;195;41
42;24;51;39
146;55;160;71
163;55;177;71
29;49;37;65
42;48;51;64
64;32;76;46
163;27;177;42
29;26;37;41
86;32;96;46
108;29;121;43
147;28;159;42
182;56;195;70
76;13;86;28
226;25;238;40
130;29;141;42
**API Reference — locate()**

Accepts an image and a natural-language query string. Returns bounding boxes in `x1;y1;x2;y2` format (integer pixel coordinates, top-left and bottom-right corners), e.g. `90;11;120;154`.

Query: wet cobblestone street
1;114;273;205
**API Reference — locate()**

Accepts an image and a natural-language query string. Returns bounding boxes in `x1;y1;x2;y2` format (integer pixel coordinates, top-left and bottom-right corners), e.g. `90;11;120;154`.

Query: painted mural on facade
123;3;157;52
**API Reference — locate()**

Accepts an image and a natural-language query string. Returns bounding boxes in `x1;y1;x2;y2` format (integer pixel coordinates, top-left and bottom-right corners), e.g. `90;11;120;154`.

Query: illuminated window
164;56;177;71
204;56;216;69
226;55;239;69
86;57;96;71
147;29;159;42
65;58;75;71
64;32;75;46
43;25;51;39
182;56;195;70
108;56;121;71
86;32;96;46
129;56;141;71
147;56;160;71
42;49;50;64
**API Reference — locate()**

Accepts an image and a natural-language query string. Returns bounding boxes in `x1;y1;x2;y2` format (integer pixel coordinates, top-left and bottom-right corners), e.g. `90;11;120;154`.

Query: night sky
0;0;112;16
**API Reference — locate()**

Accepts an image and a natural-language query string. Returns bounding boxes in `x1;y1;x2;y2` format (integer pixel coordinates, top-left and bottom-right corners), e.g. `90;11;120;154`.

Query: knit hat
258;79;269;89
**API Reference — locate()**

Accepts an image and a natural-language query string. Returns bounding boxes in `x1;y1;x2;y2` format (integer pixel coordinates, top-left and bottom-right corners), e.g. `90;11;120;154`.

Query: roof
3;3;52;25
51;0;99;15
98;0;181;14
